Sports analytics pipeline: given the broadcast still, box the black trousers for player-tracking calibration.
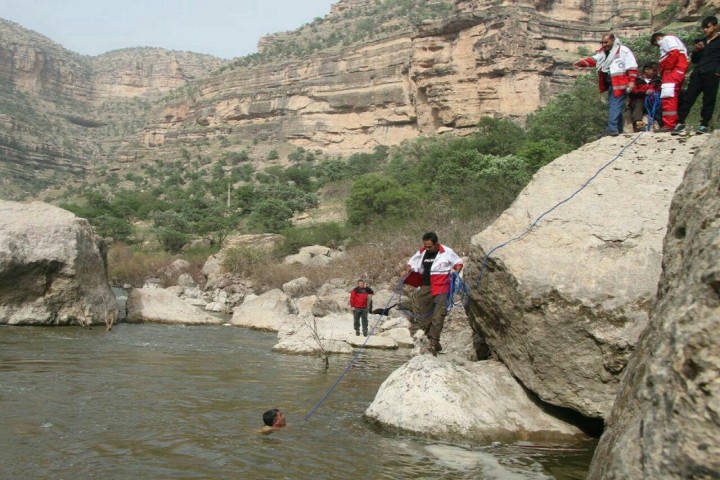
[678,71,720,126]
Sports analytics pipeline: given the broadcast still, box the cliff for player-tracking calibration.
[139,0,655,154]
[0,18,225,198]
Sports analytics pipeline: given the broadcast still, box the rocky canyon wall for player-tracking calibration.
[140,1,656,154]
[0,19,225,103]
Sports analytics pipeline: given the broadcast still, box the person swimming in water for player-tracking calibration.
[257,408,286,435]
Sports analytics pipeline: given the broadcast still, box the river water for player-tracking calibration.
[0,324,595,479]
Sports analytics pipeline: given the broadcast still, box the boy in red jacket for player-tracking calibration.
[349,279,374,336]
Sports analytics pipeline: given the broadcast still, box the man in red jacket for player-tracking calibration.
[650,32,689,130]
[574,33,639,137]
[402,232,463,355]
[349,279,374,336]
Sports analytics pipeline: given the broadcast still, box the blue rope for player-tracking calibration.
[446,271,470,310]
[303,282,403,421]
[472,132,645,290]
[644,91,661,131]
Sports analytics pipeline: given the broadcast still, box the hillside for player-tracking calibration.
[0,18,226,199]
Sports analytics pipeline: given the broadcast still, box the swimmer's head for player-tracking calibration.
[263,409,286,427]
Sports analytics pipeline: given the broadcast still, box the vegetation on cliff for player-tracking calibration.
[54,74,609,286]
[226,0,453,69]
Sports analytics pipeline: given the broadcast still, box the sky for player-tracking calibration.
[0,0,338,59]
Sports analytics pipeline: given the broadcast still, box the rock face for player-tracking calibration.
[0,19,225,102]
[0,18,225,197]
[0,201,117,326]
[365,356,587,443]
[465,134,708,419]
[140,1,656,154]
[588,134,720,479]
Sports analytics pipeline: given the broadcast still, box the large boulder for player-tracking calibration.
[283,245,347,266]
[588,135,720,478]
[465,134,706,418]
[0,201,117,326]
[273,314,356,355]
[230,289,297,331]
[126,288,222,325]
[365,356,587,444]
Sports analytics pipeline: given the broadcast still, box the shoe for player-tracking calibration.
[671,123,685,135]
[363,331,368,337]
[696,125,709,134]
[596,131,619,139]
[655,127,674,133]
[427,337,441,356]
[355,330,360,336]
[634,121,644,132]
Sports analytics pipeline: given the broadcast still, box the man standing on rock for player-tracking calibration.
[672,16,720,135]
[574,33,639,137]
[650,31,689,131]
[349,279,374,336]
[402,232,463,355]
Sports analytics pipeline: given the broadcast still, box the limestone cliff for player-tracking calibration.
[0,18,225,198]
[0,19,225,102]
[140,1,655,154]
[1,0,715,199]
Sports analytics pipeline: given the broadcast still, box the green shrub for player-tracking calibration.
[525,75,606,148]
[222,247,270,274]
[155,227,189,253]
[247,199,294,233]
[346,174,415,226]
[276,222,346,256]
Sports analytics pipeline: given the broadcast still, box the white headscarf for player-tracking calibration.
[596,37,623,73]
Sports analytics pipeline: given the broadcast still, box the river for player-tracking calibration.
[0,324,595,479]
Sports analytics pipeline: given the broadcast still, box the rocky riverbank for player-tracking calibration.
[2,132,717,468]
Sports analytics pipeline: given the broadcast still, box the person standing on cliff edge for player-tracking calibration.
[574,33,639,137]
[401,232,463,356]
[672,16,720,135]
[650,31,689,131]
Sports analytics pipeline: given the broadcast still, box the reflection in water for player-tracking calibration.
[0,324,594,479]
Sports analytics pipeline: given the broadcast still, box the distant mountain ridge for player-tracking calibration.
[0,17,227,198]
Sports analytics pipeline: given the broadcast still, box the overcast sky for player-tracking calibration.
[0,0,337,59]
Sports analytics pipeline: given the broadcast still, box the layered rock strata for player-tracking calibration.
[141,3,652,153]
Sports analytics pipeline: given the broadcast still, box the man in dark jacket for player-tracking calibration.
[349,279,374,336]
[673,16,720,134]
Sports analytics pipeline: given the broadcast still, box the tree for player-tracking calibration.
[247,199,294,233]
[346,174,414,226]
